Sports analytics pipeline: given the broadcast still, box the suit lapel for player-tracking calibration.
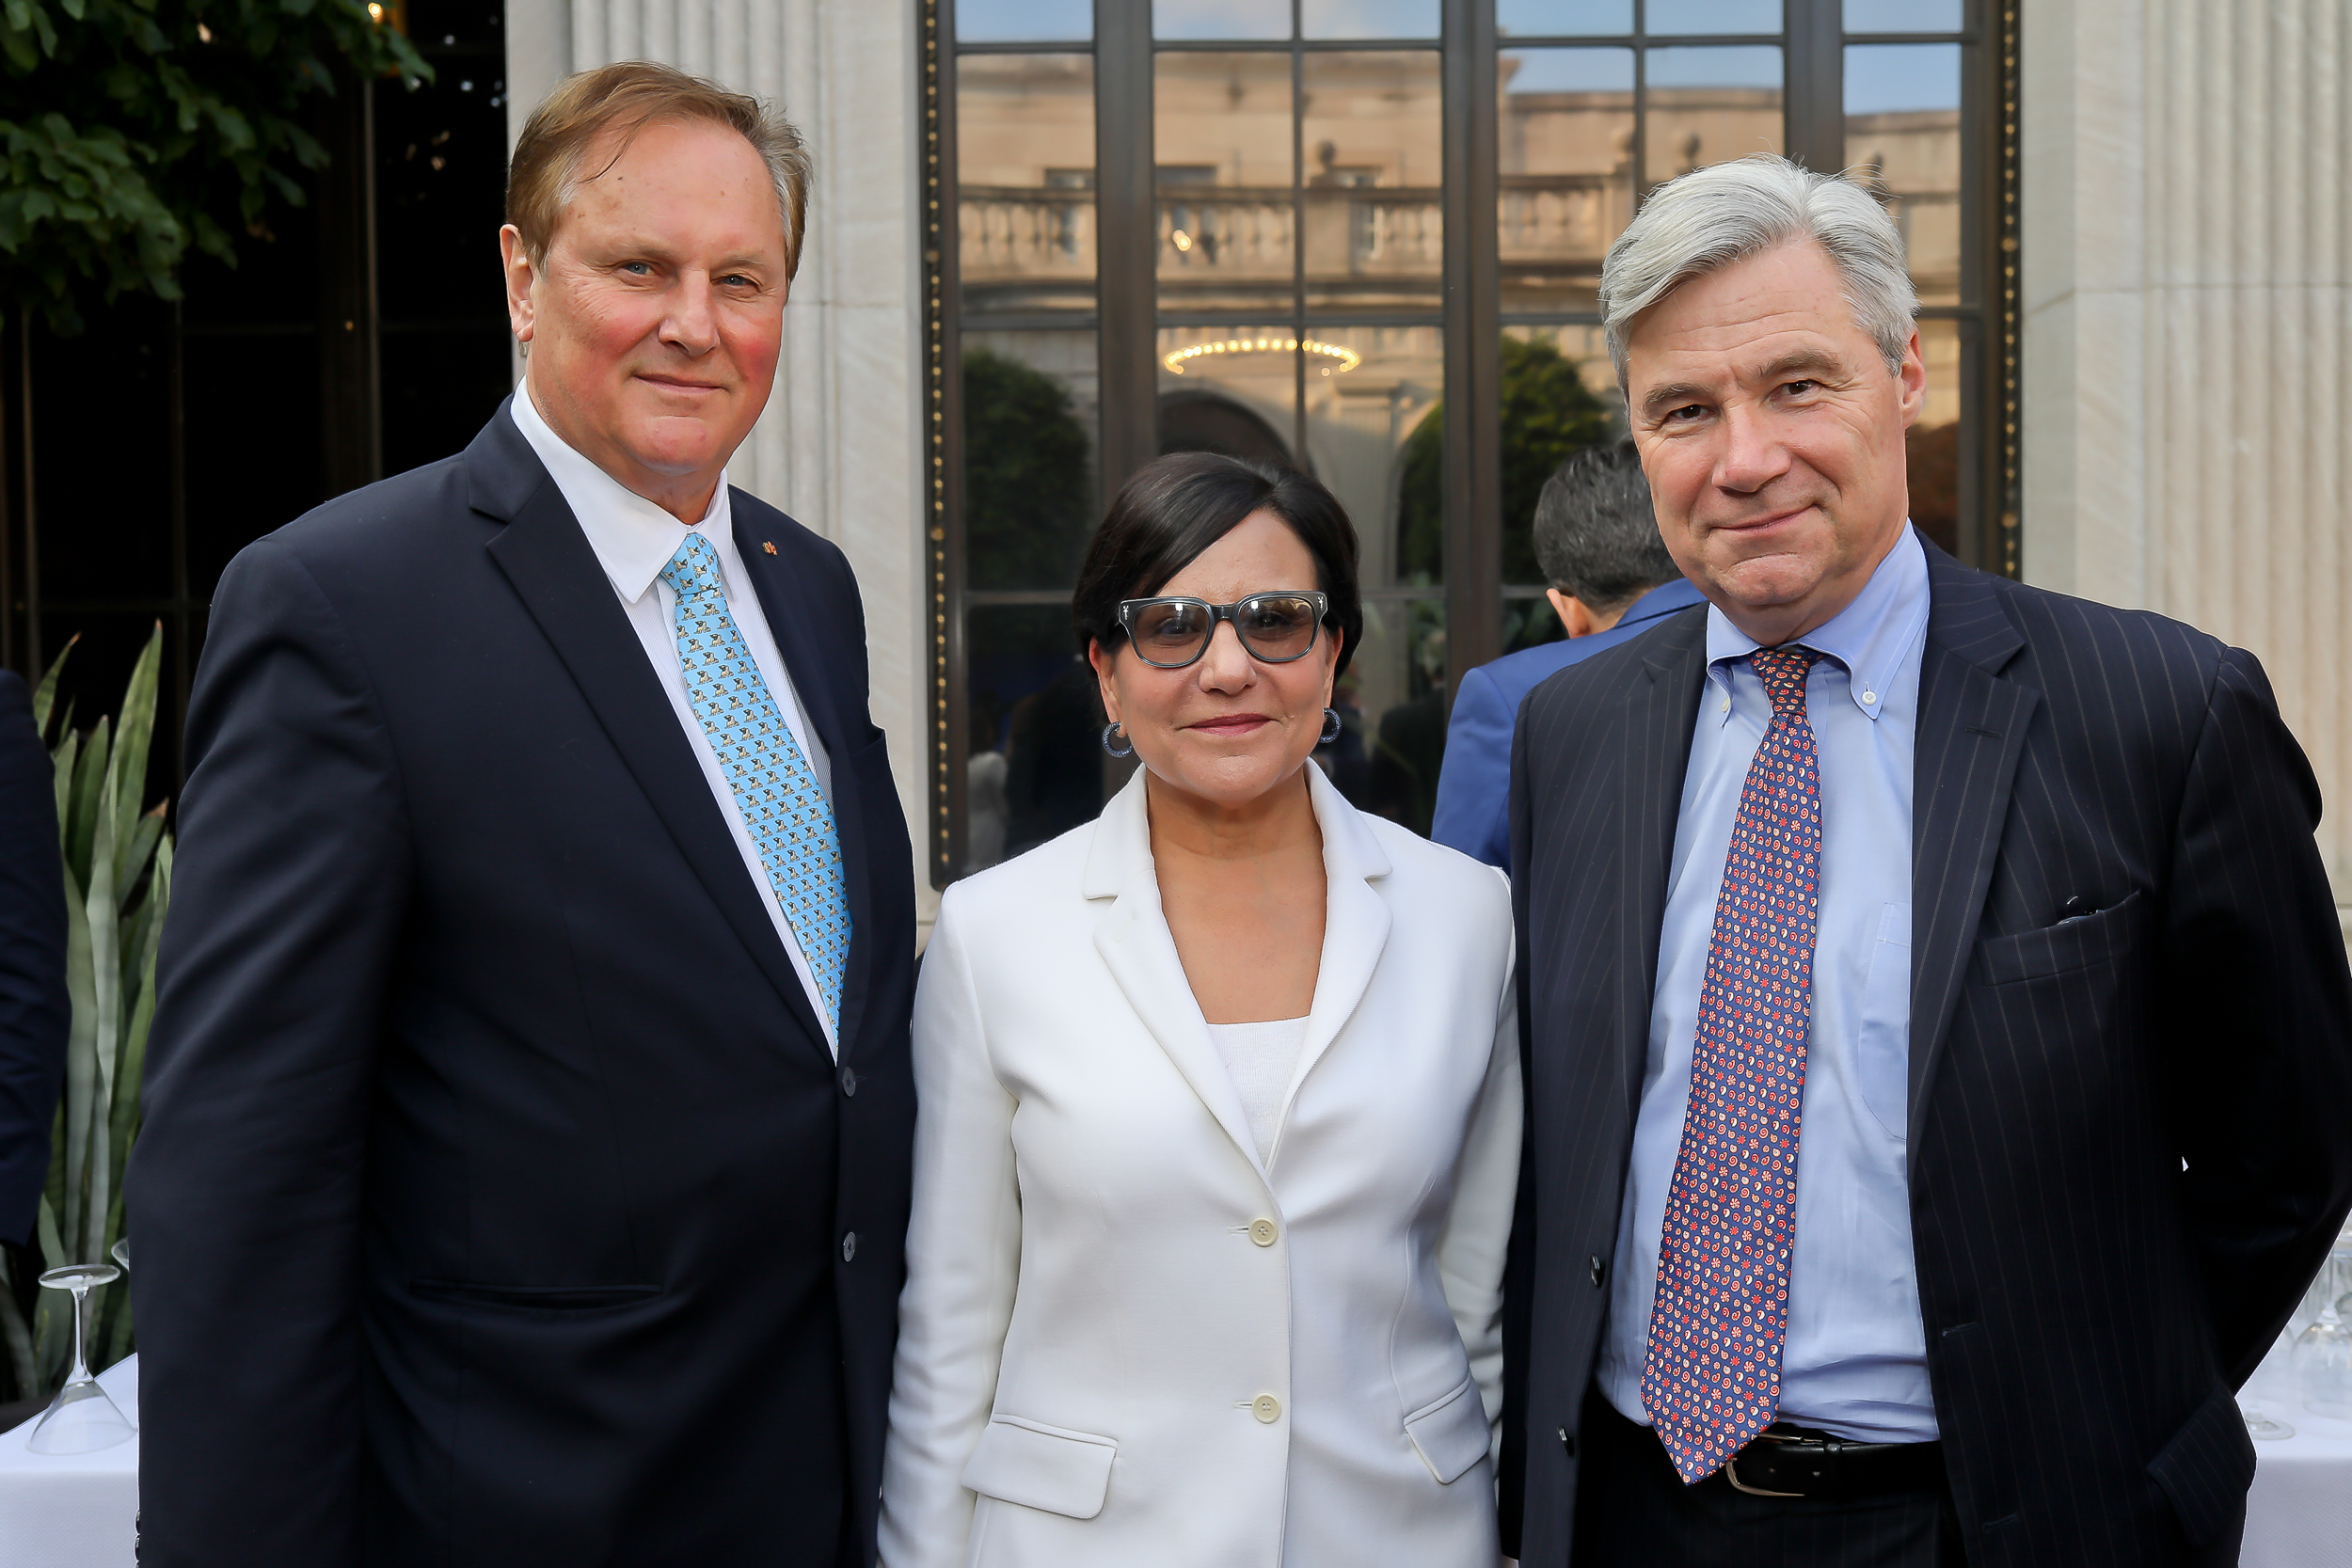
[1084,773,1271,1180]
[1267,767,1392,1164]
[474,429,832,1059]
[1618,610,1711,1118]
[1907,553,2036,1148]
[729,505,879,1064]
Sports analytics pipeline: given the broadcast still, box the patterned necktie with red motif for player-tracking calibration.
[1641,644,1823,1483]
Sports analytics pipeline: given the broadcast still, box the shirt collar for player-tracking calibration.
[1703,525,1931,722]
[508,385,738,606]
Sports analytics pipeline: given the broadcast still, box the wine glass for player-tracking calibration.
[25,1261,135,1453]
[110,1237,128,1273]
[2292,1245,2352,1420]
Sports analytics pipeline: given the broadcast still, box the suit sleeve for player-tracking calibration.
[1498,686,1542,1558]
[877,890,1023,1568]
[0,670,66,1247]
[1435,866,1523,1458]
[1431,666,1515,870]
[2155,645,2352,1386]
[128,537,414,1568]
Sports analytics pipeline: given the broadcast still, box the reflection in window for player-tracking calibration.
[1301,0,1440,39]
[1646,0,1783,34]
[955,0,1090,43]
[1301,51,1444,314]
[1845,42,1962,305]
[963,340,1097,590]
[1153,0,1288,41]
[928,0,2011,885]
[1906,316,1964,557]
[1643,46,1785,186]
[1155,53,1295,317]
[1497,0,1634,36]
[958,53,1097,319]
[1499,48,1635,314]
[1844,0,1961,31]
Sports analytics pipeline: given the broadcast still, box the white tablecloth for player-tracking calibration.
[0,1353,2342,1566]
[0,1354,138,1568]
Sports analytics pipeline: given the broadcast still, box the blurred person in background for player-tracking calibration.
[881,452,1520,1568]
[1431,439,1701,870]
[131,63,915,1567]
[0,667,66,1260]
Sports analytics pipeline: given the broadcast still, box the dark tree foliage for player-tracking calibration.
[1395,334,1614,583]
[962,343,1093,594]
[0,0,428,330]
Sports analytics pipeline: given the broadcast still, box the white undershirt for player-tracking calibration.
[509,388,838,1055]
[1204,1017,1311,1160]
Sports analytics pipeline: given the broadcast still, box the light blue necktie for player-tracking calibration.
[660,531,851,1033]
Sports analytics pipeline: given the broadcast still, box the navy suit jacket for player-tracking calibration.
[0,668,66,1247]
[1501,542,2352,1567]
[1431,578,1706,868]
[130,404,917,1567]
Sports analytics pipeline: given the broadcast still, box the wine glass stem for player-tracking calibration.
[66,1282,91,1384]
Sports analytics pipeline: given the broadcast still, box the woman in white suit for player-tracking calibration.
[881,453,1520,1568]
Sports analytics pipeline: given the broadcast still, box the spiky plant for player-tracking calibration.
[0,625,170,1396]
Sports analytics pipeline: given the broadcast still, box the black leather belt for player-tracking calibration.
[1721,1425,1946,1500]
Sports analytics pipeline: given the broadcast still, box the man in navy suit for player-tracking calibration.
[131,64,914,1566]
[1431,440,1700,868]
[1502,154,2352,1568]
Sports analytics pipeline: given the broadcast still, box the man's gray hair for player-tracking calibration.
[1599,154,1916,388]
[1533,439,1678,612]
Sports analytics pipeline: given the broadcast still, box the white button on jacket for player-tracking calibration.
[879,765,1522,1568]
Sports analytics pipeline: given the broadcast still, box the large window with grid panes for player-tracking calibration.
[917,0,2014,886]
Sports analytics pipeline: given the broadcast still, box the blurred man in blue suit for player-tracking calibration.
[1432,440,1699,868]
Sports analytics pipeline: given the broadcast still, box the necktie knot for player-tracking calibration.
[1750,645,1820,721]
[660,532,724,602]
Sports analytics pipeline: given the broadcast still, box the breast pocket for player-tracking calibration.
[1855,902,1911,1140]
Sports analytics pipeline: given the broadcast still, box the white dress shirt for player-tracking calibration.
[509,389,837,1054]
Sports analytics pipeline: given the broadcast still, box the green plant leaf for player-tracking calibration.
[64,713,106,892]
[107,624,160,888]
[29,633,71,740]
[54,852,93,1256]
[79,757,119,1265]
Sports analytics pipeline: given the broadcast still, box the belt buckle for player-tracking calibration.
[1722,1449,1805,1498]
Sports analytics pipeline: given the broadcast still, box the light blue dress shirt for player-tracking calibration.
[1598,527,1938,1445]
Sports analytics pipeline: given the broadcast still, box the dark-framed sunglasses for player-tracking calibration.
[1114,591,1330,670]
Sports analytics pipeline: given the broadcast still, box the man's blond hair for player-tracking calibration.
[507,61,811,277]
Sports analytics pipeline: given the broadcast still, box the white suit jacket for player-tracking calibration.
[880,764,1521,1568]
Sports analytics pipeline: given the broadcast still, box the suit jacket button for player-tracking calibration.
[1248,1218,1279,1246]
[1559,1426,1578,1457]
[839,1066,859,1097]
[1589,1254,1607,1288]
[1252,1394,1281,1423]
[841,1231,857,1262]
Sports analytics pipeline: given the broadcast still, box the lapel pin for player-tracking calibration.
[762,541,778,555]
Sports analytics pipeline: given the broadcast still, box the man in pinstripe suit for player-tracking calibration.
[1500,154,2352,1568]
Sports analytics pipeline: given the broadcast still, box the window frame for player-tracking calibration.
[918,0,2020,888]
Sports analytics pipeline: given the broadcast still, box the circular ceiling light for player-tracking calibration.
[1163,336,1362,378]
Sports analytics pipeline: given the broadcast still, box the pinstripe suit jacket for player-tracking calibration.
[1500,540,2352,1568]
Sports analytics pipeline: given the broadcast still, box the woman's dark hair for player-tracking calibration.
[1073,451,1362,680]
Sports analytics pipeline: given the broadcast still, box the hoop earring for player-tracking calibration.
[1320,707,1343,745]
[1101,721,1135,758]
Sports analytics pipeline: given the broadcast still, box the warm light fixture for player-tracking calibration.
[1164,336,1361,377]
[367,1,384,17]
[1170,230,1194,253]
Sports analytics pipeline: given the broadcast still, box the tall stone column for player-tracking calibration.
[503,0,935,922]
[2022,0,2351,920]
